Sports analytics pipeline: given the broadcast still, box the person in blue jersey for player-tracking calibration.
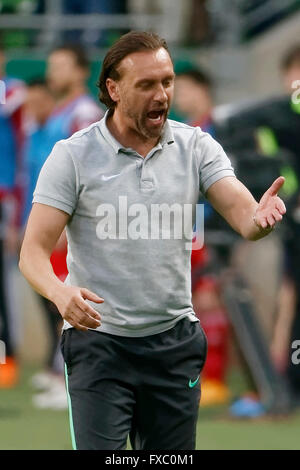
[46,44,103,140]
[23,78,68,407]
[23,79,57,224]
[0,45,26,388]
[23,46,103,409]
[0,52,26,195]
[24,44,104,221]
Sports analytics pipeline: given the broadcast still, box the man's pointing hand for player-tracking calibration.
[54,286,103,331]
[254,176,286,230]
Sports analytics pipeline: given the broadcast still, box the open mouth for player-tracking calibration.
[146,110,165,124]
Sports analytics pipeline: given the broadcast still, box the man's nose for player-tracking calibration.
[153,84,168,103]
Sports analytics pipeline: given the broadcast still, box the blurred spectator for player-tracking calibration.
[174,68,215,134]
[192,275,230,406]
[269,44,300,400]
[22,79,56,223]
[252,44,300,177]
[281,43,300,94]
[174,67,216,226]
[22,78,65,403]
[0,44,26,388]
[23,45,103,409]
[211,43,300,415]
[46,44,103,135]
[175,67,231,405]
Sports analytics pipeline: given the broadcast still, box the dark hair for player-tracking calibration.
[281,44,300,71]
[176,68,212,90]
[97,31,171,109]
[50,44,89,70]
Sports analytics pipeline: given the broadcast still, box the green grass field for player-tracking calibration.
[1,365,300,450]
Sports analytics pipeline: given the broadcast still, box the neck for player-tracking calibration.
[106,109,160,158]
[39,104,56,126]
[56,84,86,107]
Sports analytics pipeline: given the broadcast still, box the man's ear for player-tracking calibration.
[106,78,120,105]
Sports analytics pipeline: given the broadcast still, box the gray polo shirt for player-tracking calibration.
[33,111,235,337]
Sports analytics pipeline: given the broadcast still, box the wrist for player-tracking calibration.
[47,280,66,305]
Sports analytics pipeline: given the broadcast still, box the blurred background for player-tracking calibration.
[1,0,300,450]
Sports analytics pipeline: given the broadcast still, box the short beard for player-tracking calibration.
[122,100,166,140]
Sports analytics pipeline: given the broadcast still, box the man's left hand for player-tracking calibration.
[254,176,286,230]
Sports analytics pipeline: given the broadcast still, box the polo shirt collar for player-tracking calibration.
[99,110,125,153]
[99,109,174,155]
[160,119,174,147]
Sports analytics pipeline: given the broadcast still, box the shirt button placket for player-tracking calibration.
[136,159,143,179]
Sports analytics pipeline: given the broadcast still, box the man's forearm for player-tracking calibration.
[19,245,103,331]
[207,177,283,242]
[215,198,273,241]
[19,246,65,303]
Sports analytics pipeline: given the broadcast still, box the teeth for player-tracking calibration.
[148,114,162,121]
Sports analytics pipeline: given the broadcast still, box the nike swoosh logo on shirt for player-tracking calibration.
[189,375,200,388]
[101,174,120,181]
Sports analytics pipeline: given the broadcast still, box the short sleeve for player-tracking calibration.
[195,130,235,195]
[33,140,78,215]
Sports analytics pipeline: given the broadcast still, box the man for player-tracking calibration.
[174,67,215,134]
[46,44,103,139]
[0,45,26,388]
[281,43,300,107]
[19,31,286,450]
[267,44,300,398]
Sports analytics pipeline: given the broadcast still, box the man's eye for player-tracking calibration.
[139,82,151,89]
